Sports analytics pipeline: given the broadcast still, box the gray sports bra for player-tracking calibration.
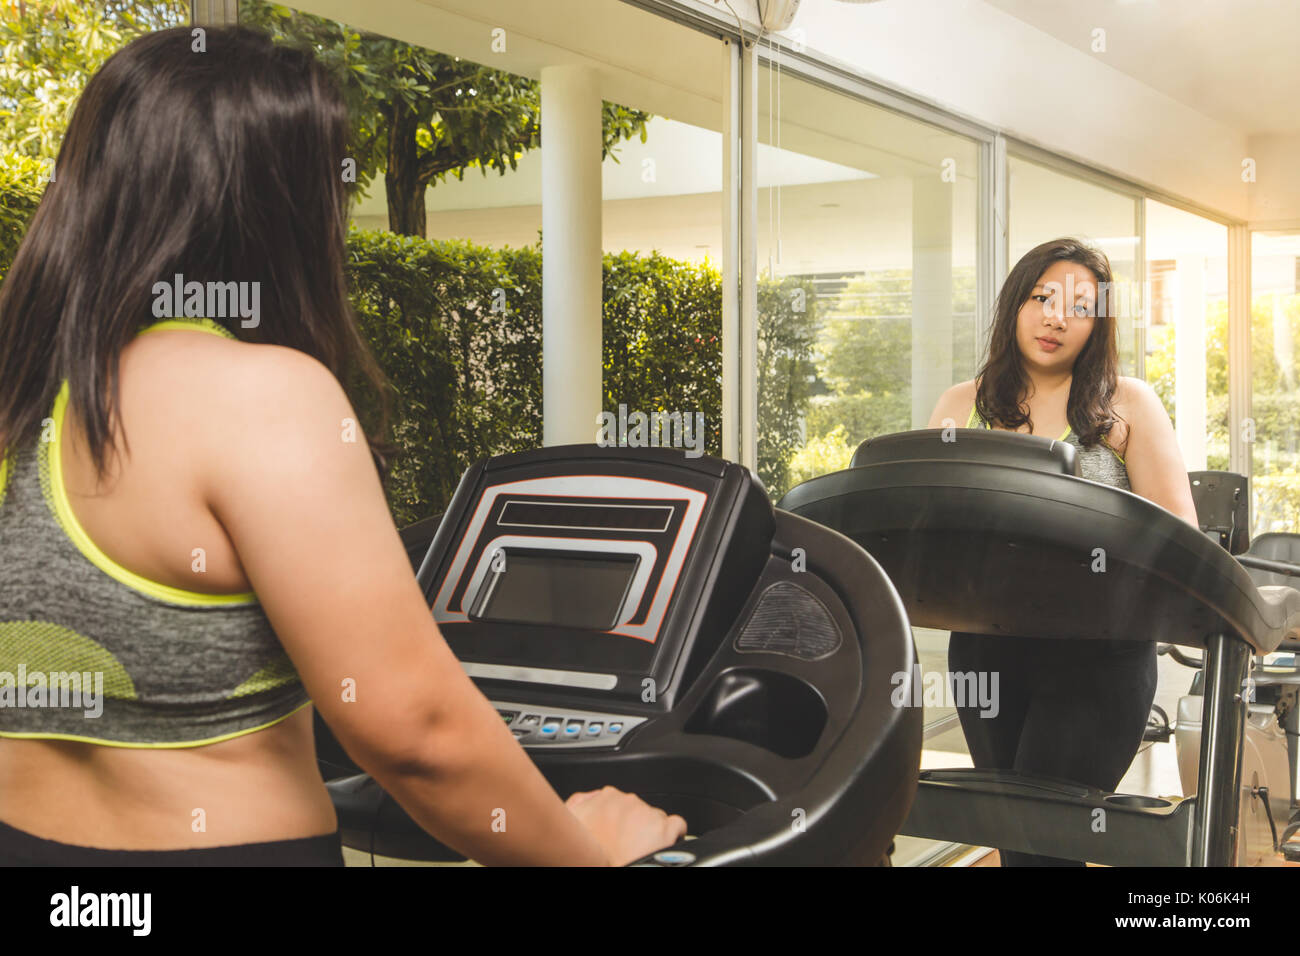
[0,318,308,748]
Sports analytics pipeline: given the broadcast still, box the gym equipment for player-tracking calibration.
[324,444,922,866]
[778,428,1300,866]
[1169,471,1300,863]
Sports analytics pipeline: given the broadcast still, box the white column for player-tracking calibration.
[911,175,954,427]
[721,38,741,462]
[1175,257,1208,470]
[739,40,759,470]
[541,65,602,446]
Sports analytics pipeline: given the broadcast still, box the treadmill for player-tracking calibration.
[326,444,922,866]
[778,427,1300,866]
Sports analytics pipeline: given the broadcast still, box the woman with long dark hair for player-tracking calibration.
[927,237,1199,866]
[0,26,684,865]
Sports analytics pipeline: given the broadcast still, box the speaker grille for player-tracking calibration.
[734,581,842,661]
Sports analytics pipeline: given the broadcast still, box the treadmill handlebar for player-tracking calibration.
[1238,553,1300,579]
[779,429,1300,656]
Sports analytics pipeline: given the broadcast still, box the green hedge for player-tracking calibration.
[0,153,46,278]
[346,230,545,526]
[347,230,814,523]
[348,232,729,525]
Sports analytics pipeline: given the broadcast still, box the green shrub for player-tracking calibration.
[348,232,800,524]
[0,152,47,280]
[346,229,544,526]
[603,250,723,460]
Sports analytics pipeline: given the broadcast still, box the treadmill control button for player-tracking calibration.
[512,729,529,739]
[518,715,541,731]
[539,718,562,738]
[653,850,695,866]
[608,722,624,734]
[499,711,518,725]
[564,720,583,737]
[586,722,603,737]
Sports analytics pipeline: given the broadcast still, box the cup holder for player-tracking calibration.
[685,668,827,759]
[1104,794,1172,809]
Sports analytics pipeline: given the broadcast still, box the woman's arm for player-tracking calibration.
[199,345,682,865]
[1116,378,1199,527]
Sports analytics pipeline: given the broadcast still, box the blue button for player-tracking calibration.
[586,722,603,737]
[539,719,561,738]
[653,850,695,866]
[608,722,623,734]
[564,720,583,736]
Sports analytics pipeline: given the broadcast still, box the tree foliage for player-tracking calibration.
[0,0,188,160]
[240,0,652,235]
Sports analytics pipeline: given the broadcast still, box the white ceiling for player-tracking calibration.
[982,0,1300,135]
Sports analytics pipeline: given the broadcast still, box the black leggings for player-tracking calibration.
[0,818,345,866]
[947,631,1158,867]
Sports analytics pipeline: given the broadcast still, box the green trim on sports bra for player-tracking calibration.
[138,317,236,339]
[43,317,256,607]
[0,700,313,750]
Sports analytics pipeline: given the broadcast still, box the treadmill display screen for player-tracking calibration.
[471,551,640,631]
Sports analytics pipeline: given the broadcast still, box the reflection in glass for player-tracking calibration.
[1251,231,1300,535]
[756,65,980,501]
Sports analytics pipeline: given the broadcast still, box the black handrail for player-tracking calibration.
[1239,554,1300,579]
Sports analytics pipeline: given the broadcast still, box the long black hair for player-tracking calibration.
[974,236,1120,447]
[0,25,389,475]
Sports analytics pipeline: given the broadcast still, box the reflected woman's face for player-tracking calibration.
[1015,259,1099,374]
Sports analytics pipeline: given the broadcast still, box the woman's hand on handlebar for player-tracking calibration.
[566,787,688,866]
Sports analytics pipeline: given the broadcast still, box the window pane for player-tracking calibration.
[756,65,981,503]
[1143,200,1228,471]
[601,113,723,458]
[1251,231,1300,534]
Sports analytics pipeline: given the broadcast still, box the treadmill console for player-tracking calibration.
[417,445,773,749]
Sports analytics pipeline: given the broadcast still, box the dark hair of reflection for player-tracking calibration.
[975,236,1120,447]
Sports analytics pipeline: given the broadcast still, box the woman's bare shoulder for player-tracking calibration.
[120,329,356,482]
[1110,376,1165,456]
[947,379,978,409]
[927,379,978,428]
[1113,376,1165,416]
[124,329,343,415]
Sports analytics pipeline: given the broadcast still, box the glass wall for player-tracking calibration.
[1143,200,1228,470]
[751,67,983,862]
[755,64,981,502]
[1251,230,1300,535]
[1008,156,1142,375]
[599,115,724,458]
